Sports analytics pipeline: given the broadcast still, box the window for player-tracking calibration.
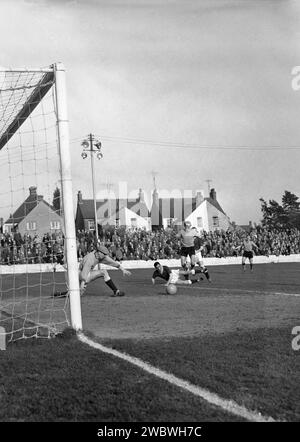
[197,217,203,228]
[130,218,137,228]
[212,216,219,227]
[50,221,60,230]
[166,218,174,228]
[88,220,95,231]
[26,221,36,231]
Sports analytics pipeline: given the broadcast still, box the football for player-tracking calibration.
[166,284,177,295]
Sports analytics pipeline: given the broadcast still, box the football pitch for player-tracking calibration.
[0,262,299,422]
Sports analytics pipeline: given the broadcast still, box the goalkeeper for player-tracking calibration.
[79,245,131,297]
[55,244,131,298]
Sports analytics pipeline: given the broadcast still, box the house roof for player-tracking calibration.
[5,191,54,225]
[151,197,197,220]
[151,196,227,222]
[77,198,150,220]
[236,224,252,233]
[205,197,226,215]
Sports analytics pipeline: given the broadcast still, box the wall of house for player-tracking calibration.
[18,202,64,236]
[123,208,151,230]
[206,202,231,231]
[185,201,231,232]
[185,201,209,231]
[83,219,95,232]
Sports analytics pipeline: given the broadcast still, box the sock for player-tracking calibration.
[203,268,210,280]
[105,279,118,293]
[182,264,189,279]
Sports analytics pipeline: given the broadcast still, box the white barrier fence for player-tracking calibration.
[0,254,299,274]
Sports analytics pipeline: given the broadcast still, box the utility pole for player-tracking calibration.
[81,133,103,243]
[151,170,158,190]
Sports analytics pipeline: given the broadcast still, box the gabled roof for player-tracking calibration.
[151,196,227,222]
[77,198,150,219]
[205,197,226,215]
[5,191,54,225]
[236,224,252,233]
[151,197,197,220]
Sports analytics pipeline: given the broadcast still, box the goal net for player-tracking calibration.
[0,64,81,345]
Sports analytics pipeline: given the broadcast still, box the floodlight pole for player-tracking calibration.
[81,133,103,243]
[89,133,98,242]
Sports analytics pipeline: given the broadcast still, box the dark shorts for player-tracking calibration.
[180,246,195,257]
[243,251,253,259]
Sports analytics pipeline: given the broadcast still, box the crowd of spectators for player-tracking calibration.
[78,225,300,261]
[0,231,64,265]
[1,225,300,265]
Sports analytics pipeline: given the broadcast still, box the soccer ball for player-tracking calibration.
[166,284,177,295]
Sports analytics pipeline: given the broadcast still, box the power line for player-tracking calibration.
[92,134,300,151]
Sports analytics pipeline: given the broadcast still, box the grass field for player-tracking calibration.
[0,262,299,422]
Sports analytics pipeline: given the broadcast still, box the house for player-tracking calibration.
[151,188,232,232]
[3,186,64,236]
[75,188,151,232]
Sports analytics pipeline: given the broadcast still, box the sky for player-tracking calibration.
[1,0,300,225]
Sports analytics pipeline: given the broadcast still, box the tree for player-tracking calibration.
[53,187,61,215]
[259,198,287,229]
[282,190,300,211]
[260,190,300,229]
[282,191,300,228]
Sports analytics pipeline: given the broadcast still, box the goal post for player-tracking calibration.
[0,63,82,343]
[54,63,82,331]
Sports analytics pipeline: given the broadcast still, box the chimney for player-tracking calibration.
[29,186,37,196]
[196,191,204,206]
[209,188,217,200]
[138,188,145,202]
[78,190,83,204]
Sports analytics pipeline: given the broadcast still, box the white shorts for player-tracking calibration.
[195,250,204,266]
[169,269,180,284]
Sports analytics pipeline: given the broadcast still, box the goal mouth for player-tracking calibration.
[0,64,81,346]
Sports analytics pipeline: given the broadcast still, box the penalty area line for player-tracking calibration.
[190,286,300,297]
[78,332,277,422]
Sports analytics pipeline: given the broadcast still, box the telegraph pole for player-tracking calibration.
[81,134,103,242]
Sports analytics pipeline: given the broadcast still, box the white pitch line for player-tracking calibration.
[190,286,300,297]
[78,332,277,422]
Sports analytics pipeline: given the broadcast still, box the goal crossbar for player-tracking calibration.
[0,70,55,151]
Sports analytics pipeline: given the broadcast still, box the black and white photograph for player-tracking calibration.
[0,0,299,432]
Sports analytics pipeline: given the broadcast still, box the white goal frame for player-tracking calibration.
[0,62,82,332]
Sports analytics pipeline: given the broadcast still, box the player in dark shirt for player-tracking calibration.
[152,261,201,286]
[193,232,211,282]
